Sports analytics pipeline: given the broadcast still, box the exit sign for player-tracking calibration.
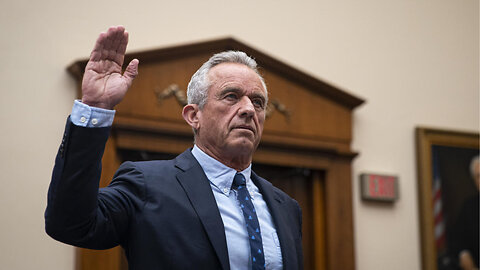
[360,173,398,202]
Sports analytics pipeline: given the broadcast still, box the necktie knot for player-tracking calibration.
[233,173,247,189]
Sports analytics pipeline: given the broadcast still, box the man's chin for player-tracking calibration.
[227,139,258,154]
[231,128,255,137]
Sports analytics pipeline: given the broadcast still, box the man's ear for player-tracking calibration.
[182,104,200,130]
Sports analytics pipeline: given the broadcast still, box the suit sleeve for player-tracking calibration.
[45,117,145,249]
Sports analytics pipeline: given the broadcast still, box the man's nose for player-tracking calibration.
[238,96,255,118]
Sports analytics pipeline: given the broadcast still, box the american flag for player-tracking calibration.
[432,148,446,253]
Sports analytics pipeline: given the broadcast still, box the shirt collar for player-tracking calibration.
[191,145,251,196]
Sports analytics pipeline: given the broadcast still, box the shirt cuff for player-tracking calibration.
[70,100,115,127]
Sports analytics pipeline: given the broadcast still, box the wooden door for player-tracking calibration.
[252,163,327,270]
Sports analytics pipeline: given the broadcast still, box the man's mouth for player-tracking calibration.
[233,125,255,133]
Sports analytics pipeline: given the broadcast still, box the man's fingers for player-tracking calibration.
[89,26,127,65]
[116,31,129,57]
[124,59,139,87]
[108,27,122,62]
[90,32,106,61]
[108,26,126,65]
[113,31,128,66]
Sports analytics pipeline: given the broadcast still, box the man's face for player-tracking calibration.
[195,62,266,159]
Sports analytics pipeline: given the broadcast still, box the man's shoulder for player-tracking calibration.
[271,184,300,207]
[117,148,196,174]
[125,159,173,168]
[118,158,174,175]
[253,173,299,206]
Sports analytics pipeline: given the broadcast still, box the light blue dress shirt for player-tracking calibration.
[191,146,283,270]
[70,100,283,270]
[70,100,115,127]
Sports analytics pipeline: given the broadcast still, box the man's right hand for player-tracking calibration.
[81,26,139,110]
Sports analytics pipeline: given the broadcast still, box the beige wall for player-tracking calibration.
[1,0,478,269]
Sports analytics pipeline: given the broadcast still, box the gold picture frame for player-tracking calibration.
[416,127,479,270]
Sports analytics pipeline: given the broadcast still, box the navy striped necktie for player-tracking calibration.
[232,173,265,270]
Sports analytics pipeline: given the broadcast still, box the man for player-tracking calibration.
[450,156,479,270]
[45,26,303,270]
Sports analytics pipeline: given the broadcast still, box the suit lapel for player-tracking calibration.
[251,172,295,270]
[174,150,230,270]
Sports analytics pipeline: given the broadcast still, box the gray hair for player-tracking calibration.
[187,51,268,109]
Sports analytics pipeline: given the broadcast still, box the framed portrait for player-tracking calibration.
[416,127,479,270]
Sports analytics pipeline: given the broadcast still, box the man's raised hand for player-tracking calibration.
[81,26,139,110]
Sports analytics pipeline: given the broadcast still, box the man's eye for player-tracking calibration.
[253,99,264,108]
[225,93,238,100]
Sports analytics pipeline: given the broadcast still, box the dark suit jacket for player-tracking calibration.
[45,118,303,270]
